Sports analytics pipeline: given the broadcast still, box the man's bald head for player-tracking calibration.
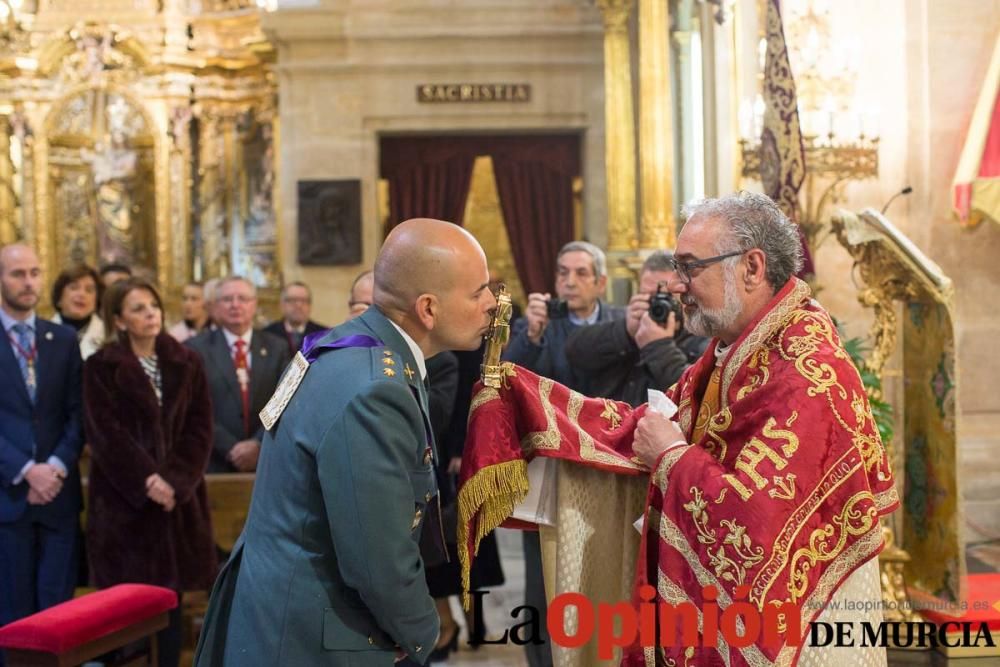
[374,218,486,311]
[373,218,495,356]
[347,270,374,320]
[0,243,36,275]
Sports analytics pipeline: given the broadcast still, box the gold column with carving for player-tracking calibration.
[0,117,13,245]
[597,0,638,251]
[0,1,278,317]
[32,107,51,283]
[152,102,172,294]
[198,112,227,279]
[638,0,675,249]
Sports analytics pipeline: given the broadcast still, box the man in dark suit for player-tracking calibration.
[263,281,326,355]
[0,244,83,645]
[195,219,497,666]
[187,276,290,473]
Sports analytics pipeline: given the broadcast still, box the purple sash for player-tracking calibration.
[301,332,382,363]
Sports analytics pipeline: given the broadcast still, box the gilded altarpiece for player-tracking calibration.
[0,2,279,307]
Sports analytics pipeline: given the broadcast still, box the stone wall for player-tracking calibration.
[914,0,1000,415]
[775,0,1000,417]
[263,0,605,324]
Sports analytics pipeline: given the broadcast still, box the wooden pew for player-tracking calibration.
[204,473,256,553]
[79,471,256,664]
[182,473,256,658]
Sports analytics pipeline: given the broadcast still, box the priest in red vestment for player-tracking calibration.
[625,191,899,666]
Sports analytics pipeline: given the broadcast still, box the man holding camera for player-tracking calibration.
[565,250,708,406]
[503,241,622,394]
[501,240,620,667]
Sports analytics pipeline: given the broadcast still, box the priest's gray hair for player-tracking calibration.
[682,191,804,290]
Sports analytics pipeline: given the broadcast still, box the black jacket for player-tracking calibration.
[502,302,623,395]
[565,318,709,406]
[186,328,291,472]
[262,320,326,356]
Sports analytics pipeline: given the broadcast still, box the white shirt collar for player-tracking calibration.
[387,320,426,380]
[222,327,253,351]
[568,302,601,326]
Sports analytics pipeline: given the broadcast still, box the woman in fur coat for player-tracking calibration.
[83,277,217,667]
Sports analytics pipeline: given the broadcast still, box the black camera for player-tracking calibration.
[546,298,569,319]
[648,283,682,327]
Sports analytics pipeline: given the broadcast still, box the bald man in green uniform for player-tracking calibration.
[194,219,497,666]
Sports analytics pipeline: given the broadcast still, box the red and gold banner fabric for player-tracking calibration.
[761,0,813,277]
[622,278,899,667]
[456,365,645,604]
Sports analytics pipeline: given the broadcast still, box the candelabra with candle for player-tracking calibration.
[739,123,878,253]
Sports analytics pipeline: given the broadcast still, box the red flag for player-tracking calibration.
[952,32,1000,228]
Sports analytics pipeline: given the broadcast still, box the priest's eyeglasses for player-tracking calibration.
[668,250,744,284]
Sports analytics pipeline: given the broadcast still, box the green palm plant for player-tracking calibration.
[841,333,895,446]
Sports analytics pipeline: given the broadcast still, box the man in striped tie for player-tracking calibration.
[0,244,84,657]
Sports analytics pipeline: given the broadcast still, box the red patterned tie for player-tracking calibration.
[233,339,251,437]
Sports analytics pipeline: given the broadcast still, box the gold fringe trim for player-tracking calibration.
[457,458,529,609]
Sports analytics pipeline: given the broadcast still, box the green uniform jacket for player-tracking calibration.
[194,307,441,666]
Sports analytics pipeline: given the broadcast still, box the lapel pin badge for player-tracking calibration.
[260,347,268,357]
[45,332,53,340]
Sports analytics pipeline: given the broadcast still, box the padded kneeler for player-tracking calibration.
[0,584,177,667]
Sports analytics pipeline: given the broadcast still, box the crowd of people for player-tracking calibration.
[1,191,891,667]
[0,256,306,666]
[0,245,524,665]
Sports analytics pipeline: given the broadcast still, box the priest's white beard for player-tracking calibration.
[683,263,742,338]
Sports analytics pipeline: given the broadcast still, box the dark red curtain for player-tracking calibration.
[491,136,579,295]
[379,134,581,294]
[380,137,476,231]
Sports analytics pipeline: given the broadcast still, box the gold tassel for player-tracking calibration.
[456,458,529,609]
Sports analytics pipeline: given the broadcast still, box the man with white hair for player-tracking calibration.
[504,241,621,395]
[187,276,290,472]
[624,191,898,666]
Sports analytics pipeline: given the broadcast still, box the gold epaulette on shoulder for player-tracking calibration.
[259,351,310,431]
